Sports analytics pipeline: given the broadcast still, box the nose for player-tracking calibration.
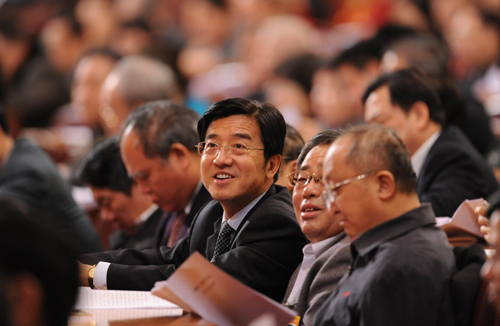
[135,179,152,195]
[302,178,322,198]
[213,146,233,167]
[100,208,115,222]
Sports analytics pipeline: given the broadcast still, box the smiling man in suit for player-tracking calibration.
[79,98,306,302]
[283,130,351,326]
[364,68,499,217]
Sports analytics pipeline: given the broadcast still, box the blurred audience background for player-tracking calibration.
[3,0,500,248]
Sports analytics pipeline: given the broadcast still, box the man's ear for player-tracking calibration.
[167,143,192,170]
[266,154,282,180]
[376,171,396,200]
[409,101,431,130]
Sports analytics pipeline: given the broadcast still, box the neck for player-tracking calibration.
[222,182,272,219]
[381,193,421,223]
[409,123,441,156]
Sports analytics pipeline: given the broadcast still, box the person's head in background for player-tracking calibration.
[78,136,154,234]
[277,124,304,193]
[264,53,323,141]
[0,197,78,326]
[120,100,201,213]
[363,68,445,156]
[40,11,87,77]
[289,129,343,243]
[99,55,182,135]
[244,14,316,95]
[381,34,467,131]
[265,53,322,122]
[310,25,415,129]
[71,48,121,131]
[445,5,500,75]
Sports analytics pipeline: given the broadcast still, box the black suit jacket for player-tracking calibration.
[80,185,307,301]
[418,126,499,217]
[109,207,163,250]
[0,139,102,253]
[153,185,212,248]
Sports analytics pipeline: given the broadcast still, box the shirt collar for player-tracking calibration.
[136,204,159,224]
[352,204,436,257]
[184,181,203,215]
[411,130,440,177]
[222,187,269,231]
[303,231,347,257]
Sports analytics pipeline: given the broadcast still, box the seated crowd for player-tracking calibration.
[5,1,500,325]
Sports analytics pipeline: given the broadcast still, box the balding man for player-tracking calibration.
[99,55,182,135]
[315,124,455,326]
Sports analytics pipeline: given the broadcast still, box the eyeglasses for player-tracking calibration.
[288,170,323,187]
[195,141,264,156]
[322,171,377,210]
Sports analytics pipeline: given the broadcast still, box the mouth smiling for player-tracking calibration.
[214,172,235,180]
[300,203,323,219]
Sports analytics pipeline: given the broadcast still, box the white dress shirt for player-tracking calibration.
[411,130,440,177]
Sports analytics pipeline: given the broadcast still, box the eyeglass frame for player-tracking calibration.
[322,171,378,210]
[287,170,323,187]
[195,141,264,156]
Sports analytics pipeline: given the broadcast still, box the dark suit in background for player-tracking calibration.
[0,139,102,253]
[418,126,499,217]
[80,185,306,301]
[153,185,212,248]
[283,232,351,326]
[109,207,163,250]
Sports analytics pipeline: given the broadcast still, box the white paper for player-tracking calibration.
[75,287,180,310]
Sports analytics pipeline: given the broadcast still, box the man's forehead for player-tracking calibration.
[205,115,260,140]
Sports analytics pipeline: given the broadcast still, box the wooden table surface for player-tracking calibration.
[69,311,216,326]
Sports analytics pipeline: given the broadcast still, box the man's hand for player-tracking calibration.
[475,201,491,244]
[79,262,93,287]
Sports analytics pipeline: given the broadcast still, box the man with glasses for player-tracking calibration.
[363,68,498,217]
[314,124,455,326]
[282,130,351,326]
[79,98,306,302]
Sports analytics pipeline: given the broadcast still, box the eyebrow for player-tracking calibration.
[205,133,253,141]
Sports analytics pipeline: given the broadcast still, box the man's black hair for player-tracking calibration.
[362,68,445,125]
[297,129,342,168]
[77,136,133,195]
[274,53,322,93]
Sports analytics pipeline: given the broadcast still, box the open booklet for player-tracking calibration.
[151,251,298,326]
[72,287,183,324]
[436,198,485,246]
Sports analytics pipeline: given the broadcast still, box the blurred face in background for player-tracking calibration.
[72,54,115,127]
